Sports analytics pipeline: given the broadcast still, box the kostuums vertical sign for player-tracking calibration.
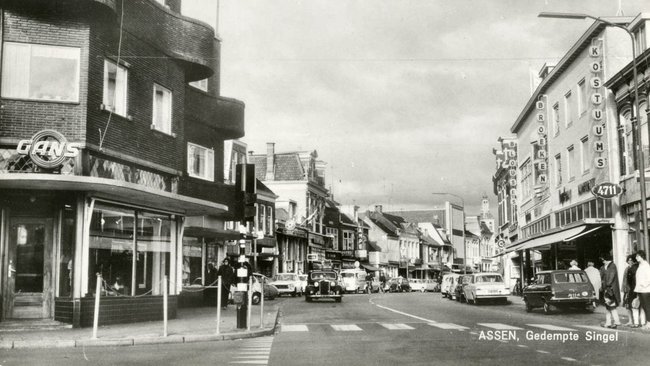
[589,39,608,184]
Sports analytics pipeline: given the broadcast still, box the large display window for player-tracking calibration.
[88,203,173,296]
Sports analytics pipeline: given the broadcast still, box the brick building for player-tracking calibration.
[0,0,244,326]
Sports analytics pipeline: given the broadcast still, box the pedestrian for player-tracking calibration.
[584,261,602,303]
[623,254,640,327]
[600,254,621,329]
[635,250,650,329]
[217,258,235,310]
[379,273,387,294]
[569,260,581,270]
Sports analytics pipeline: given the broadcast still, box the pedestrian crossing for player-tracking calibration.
[280,322,590,333]
[229,336,274,365]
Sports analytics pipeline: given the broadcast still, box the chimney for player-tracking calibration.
[374,205,383,213]
[265,142,275,181]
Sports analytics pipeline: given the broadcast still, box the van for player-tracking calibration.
[441,273,461,299]
[340,269,368,294]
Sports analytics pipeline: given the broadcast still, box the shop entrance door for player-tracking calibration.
[4,218,53,319]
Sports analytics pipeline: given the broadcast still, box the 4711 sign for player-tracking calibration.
[591,182,622,199]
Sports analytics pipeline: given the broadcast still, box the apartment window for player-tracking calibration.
[564,91,573,127]
[555,154,562,187]
[577,78,587,116]
[266,205,273,235]
[187,143,214,181]
[521,159,533,199]
[567,145,575,181]
[619,110,634,175]
[152,84,172,134]
[552,103,560,135]
[189,79,208,92]
[1,42,80,102]
[103,60,128,116]
[343,231,354,251]
[259,205,266,233]
[580,136,590,174]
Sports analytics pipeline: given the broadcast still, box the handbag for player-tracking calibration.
[632,297,641,309]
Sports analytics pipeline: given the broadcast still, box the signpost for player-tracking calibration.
[591,182,622,199]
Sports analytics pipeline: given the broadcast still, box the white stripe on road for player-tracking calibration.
[331,324,363,331]
[517,344,528,348]
[573,325,626,333]
[233,356,270,359]
[371,300,438,323]
[380,323,415,330]
[282,324,309,332]
[561,357,577,362]
[477,323,523,330]
[536,350,549,354]
[428,323,469,330]
[229,362,268,365]
[526,324,577,331]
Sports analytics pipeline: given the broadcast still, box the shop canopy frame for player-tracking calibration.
[501,224,608,255]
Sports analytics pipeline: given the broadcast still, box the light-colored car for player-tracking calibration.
[340,269,368,294]
[463,273,511,305]
[410,279,426,292]
[271,273,303,297]
[441,273,461,299]
[251,273,279,305]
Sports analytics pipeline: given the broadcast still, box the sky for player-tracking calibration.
[183,0,645,215]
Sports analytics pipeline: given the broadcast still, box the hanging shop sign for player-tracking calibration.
[534,97,549,199]
[589,40,607,174]
[591,182,623,199]
[16,129,81,169]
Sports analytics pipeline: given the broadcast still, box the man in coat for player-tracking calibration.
[600,254,621,328]
[584,261,602,302]
[217,258,235,309]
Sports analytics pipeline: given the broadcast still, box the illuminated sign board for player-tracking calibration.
[16,129,81,169]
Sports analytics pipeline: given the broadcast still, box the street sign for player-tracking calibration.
[496,239,506,248]
[591,182,622,199]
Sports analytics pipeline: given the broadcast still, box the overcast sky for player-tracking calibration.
[183,0,645,214]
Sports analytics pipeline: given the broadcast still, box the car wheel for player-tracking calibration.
[291,290,297,297]
[524,297,533,312]
[335,297,342,303]
[305,296,312,302]
[252,292,261,305]
[543,300,552,314]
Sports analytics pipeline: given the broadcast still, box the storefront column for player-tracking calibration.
[78,197,94,298]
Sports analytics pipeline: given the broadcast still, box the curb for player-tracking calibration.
[2,307,281,350]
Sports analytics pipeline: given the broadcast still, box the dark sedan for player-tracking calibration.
[523,270,597,314]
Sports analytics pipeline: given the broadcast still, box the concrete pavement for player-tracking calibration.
[0,304,280,350]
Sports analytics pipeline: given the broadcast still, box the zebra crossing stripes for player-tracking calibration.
[230,337,274,365]
[331,324,363,331]
[282,324,309,332]
[526,324,577,331]
[380,323,415,330]
[477,323,523,330]
[428,323,469,330]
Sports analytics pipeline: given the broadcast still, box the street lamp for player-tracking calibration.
[538,12,649,255]
[432,192,467,274]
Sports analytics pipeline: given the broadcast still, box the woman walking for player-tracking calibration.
[623,254,640,327]
[635,250,650,329]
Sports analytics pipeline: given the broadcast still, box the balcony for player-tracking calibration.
[185,88,245,139]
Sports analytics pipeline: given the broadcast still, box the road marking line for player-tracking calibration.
[380,323,415,330]
[573,325,627,333]
[469,332,478,335]
[428,323,469,330]
[526,324,577,331]
[240,348,270,351]
[517,344,528,348]
[371,301,438,323]
[229,362,268,365]
[477,323,523,330]
[233,356,270,359]
[331,324,363,331]
[537,350,549,354]
[561,357,577,362]
[282,324,309,332]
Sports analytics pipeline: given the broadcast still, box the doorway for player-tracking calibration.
[4,218,53,319]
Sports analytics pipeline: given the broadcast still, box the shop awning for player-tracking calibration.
[0,174,228,216]
[562,225,606,242]
[184,226,241,240]
[361,263,380,271]
[503,225,588,255]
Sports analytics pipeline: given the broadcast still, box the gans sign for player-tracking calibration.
[16,129,81,169]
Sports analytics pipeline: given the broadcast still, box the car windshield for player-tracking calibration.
[274,274,296,281]
[311,272,337,281]
[298,275,307,281]
[341,273,355,278]
[475,275,503,283]
[554,272,588,283]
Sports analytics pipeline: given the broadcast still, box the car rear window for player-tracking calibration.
[341,273,355,278]
[554,272,588,283]
[274,274,296,281]
[475,275,503,283]
[311,272,337,281]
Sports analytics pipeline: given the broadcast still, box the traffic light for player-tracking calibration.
[235,164,257,222]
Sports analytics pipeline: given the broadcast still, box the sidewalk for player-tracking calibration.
[0,304,280,349]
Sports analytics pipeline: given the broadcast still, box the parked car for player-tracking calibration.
[523,270,597,314]
[462,273,510,305]
[441,273,461,299]
[271,273,304,297]
[454,275,471,302]
[426,279,441,292]
[387,277,411,292]
[251,273,279,305]
[305,270,343,302]
[340,269,368,294]
[410,278,426,292]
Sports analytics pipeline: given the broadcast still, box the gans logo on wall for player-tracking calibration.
[16,129,81,169]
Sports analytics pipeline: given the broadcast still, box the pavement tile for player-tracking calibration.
[183,333,224,343]
[76,338,134,347]
[0,340,14,349]
[13,339,76,349]
[133,335,185,345]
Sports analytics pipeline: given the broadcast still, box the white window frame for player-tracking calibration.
[103,59,128,116]
[552,103,560,136]
[564,91,573,127]
[521,158,533,200]
[266,205,273,235]
[1,42,80,102]
[152,83,172,135]
[189,78,208,92]
[567,145,575,181]
[580,136,589,174]
[555,154,562,187]
[577,78,587,116]
[187,142,214,181]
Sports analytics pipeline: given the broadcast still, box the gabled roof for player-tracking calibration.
[386,210,445,225]
[275,208,290,222]
[365,211,400,238]
[250,153,305,181]
[340,212,357,227]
